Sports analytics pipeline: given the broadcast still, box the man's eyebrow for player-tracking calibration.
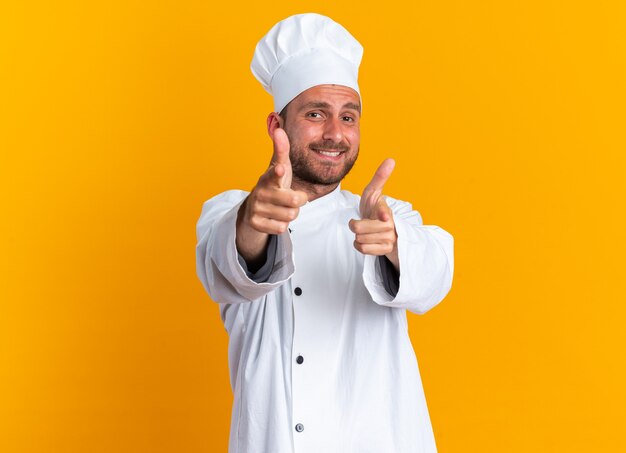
[343,102,361,113]
[299,101,361,113]
[300,101,331,110]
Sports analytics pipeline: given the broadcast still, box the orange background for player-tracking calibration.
[1,1,625,452]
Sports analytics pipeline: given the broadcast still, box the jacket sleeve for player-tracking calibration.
[195,190,295,304]
[362,196,454,314]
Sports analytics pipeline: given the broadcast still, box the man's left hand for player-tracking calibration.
[348,158,399,271]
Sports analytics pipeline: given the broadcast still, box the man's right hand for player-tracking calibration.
[236,128,308,269]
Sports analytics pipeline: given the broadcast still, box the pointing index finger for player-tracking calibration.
[364,158,395,193]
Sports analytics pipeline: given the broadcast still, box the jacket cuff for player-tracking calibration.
[237,234,278,283]
[362,216,453,313]
[378,255,400,297]
[212,200,294,300]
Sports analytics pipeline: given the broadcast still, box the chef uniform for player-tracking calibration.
[195,14,454,453]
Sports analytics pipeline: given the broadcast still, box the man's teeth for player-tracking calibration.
[318,150,341,157]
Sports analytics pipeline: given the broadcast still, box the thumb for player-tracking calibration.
[271,128,291,167]
[375,197,392,222]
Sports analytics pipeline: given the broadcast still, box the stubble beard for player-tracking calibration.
[289,139,359,186]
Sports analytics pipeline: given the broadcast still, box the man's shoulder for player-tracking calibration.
[197,190,249,221]
[202,189,250,207]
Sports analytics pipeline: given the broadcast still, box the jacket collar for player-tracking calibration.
[294,184,343,221]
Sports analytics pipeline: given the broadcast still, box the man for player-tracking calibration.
[196,13,454,453]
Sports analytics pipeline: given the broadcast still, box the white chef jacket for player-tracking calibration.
[195,185,454,453]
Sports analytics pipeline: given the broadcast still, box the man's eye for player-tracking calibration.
[342,116,355,122]
[307,112,322,118]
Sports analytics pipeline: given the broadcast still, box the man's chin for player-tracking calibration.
[291,151,358,186]
[295,175,342,186]
[294,166,355,186]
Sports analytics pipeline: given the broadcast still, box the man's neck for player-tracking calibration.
[291,177,339,202]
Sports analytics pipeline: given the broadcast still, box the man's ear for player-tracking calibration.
[267,112,283,137]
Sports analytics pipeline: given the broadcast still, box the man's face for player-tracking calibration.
[281,84,361,186]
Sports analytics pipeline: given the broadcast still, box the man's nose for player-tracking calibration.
[322,117,344,143]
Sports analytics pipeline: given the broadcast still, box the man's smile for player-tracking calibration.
[314,149,343,157]
[309,143,349,161]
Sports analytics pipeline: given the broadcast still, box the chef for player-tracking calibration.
[196,13,454,453]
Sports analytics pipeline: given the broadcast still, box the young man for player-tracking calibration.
[196,13,454,453]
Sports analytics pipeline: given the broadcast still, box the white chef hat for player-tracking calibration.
[251,13,363,114]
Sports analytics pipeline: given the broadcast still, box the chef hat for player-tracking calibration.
[251,13,363,114]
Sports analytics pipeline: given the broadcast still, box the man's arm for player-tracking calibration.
[349,159,454,314]
[195,128,306,304]
[195,191,290,304]
[236,127,307,268]
[363,196,454,314]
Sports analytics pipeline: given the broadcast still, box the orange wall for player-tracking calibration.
[1,1,625,452]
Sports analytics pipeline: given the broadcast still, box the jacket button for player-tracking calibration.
[295,423,304,433]
[294,287,302,296]
[296,355,304,364]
